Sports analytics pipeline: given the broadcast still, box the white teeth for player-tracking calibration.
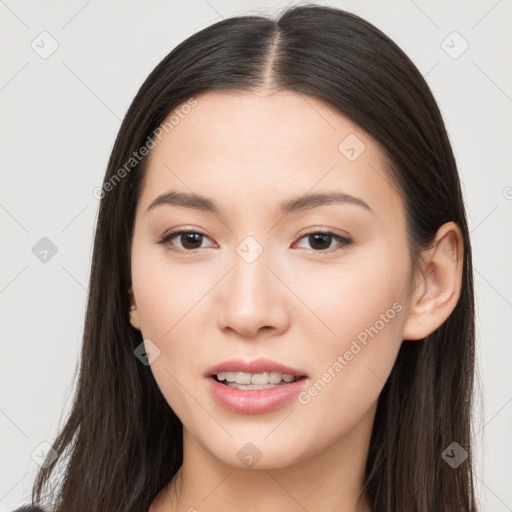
[236,372,252,385]
[215,371,297,386]
[269,372,282,384]
[251,372,270,385]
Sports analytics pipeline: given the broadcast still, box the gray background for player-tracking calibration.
[1,0,511,510]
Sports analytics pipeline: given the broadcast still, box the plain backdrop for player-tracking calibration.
[1,0,511,510]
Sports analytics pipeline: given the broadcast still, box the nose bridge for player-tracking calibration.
[219,233,286,335]
[231,234,274,301]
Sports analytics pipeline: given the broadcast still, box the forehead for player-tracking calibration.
[138,90,404,223]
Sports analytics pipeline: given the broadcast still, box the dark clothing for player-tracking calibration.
[11,507,46,512]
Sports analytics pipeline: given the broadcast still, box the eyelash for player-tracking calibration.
[156,229,352,255]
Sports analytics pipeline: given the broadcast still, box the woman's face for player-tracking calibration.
[130,90,413,469]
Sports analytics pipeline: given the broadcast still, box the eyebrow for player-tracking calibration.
[147,190,373,215]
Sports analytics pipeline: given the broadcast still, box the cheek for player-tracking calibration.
[294,301,404,445]
[130,242,211,415]
[131,233,210,338]
[291,254,406,426]
[289,247,406,349]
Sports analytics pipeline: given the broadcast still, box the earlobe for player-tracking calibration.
[128,285,141,331]
[129,305,141,330]
[401,222,464,341]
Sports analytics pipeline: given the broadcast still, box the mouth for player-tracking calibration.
[207,373,308,414]
[205,358,309,413]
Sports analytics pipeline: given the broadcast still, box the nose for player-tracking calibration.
[218,241,290,339]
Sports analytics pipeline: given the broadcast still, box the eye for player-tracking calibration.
[294,231,352,253]
[156,229,215,252]
[156,229,352,254]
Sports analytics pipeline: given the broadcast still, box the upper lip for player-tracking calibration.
[206,358,308,378]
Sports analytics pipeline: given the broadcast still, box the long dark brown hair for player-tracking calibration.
[30,4,478,511]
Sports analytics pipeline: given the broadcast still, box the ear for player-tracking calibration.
[129,284,141,331]
[402,221,464,341]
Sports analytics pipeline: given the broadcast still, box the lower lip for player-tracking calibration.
[207,376,307,414]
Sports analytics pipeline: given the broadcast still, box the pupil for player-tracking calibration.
[310,233,331,250]
[182,232,202,249]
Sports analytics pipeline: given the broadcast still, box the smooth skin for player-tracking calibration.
[128,90,464,512]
